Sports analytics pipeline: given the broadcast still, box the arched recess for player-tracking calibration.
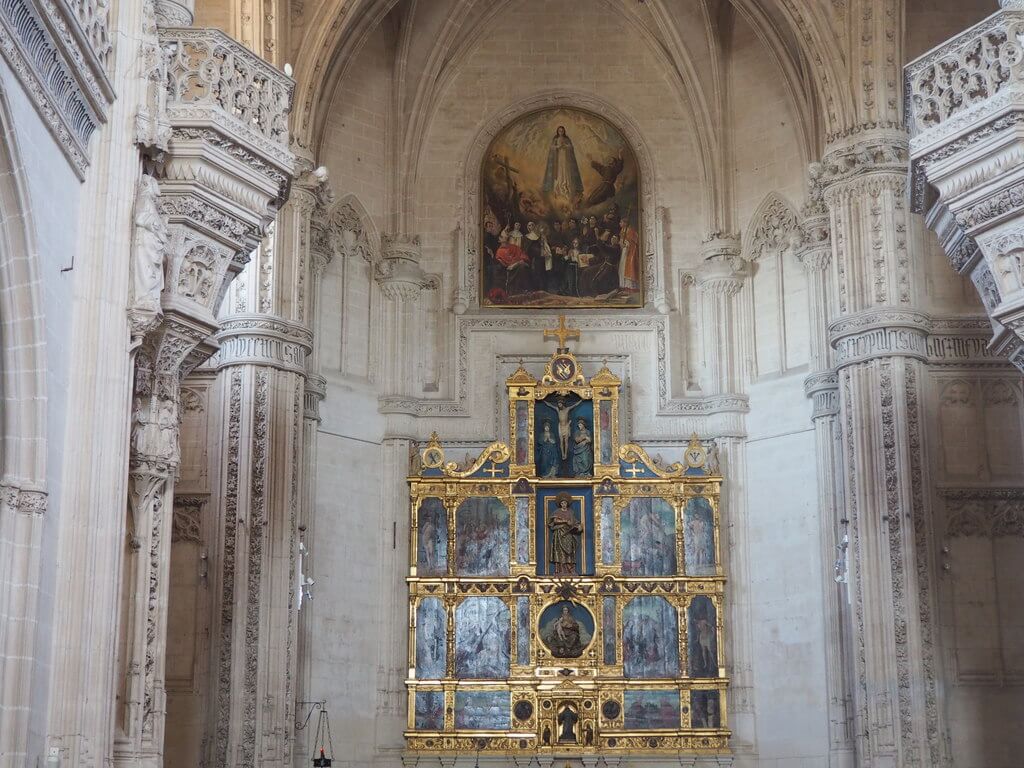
[743,191,809,378]
[320,194,381,380]
[0,86,48,764]
[453,90,671,314]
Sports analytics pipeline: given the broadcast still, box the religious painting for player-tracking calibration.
[538,600,595,659]
[535,487,595,576]
[687,596,718,678]
[455,597,510,678]
[415,691,445,730]
[599,496,615,566]
[415,597,447,679]
[623,690,680,730]
[480,107,642,309]
[417,497,448,577]
[455,497,510,576]
[598,400,614,464]
[623,596,679,679]
[514,400,530,465]
[621,497,677,576]
[454,690,511,730]
[684,497,716,576]
[535,395,594,478]
[690,690,721,729]
[514,496,530,564]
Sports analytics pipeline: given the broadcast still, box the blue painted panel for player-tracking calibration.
[623,690,680,730]
[687,595,718,678]
[414,691,444,730]
[621,497,677,576]
[417,497,447,577]
[456,497,510,576]
[455,597,510,678]
[454,691,510,730]
[415,598,447,679]
[683,497,716,576]
[622,596,679,679]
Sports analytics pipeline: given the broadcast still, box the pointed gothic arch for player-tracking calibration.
[0,84,48,766]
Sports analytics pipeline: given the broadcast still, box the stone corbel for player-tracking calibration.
[697,234,746,296]
[376,234,433,301]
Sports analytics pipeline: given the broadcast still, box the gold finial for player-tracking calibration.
[543,314,581,352]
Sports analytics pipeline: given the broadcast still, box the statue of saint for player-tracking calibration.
[570,417,593,477]
[548,493,582,575]
[536,420,559,477]
[538,394,586,461]
[557,704,579,743]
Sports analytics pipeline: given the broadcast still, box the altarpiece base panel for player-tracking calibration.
[405,320,730,759]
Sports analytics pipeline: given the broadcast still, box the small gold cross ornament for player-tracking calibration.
[543,314,581,352]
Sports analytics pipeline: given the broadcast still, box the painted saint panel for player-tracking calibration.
[684,497,716,576]
[621,497,677,576]
[455,597,510,678]
[514,400,530,464]
[623,596,679,679]
[623,690,680,730]
[456,497,510,576]
[516,596,530,666]
[690,690,722,728]
[414,691,444,730]
[538,600,594,659]
[600,496,615,566]
[603,596,616,665]
[415,598,447,680]
[417,497,448,577]
[535,395,593,478]
[599,400,613,464]
[515,496,530,564]
[480,107,643,309]
[687,595,718,678]
[454,691,511,730]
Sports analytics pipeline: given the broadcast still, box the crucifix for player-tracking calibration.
[543,315,581,353]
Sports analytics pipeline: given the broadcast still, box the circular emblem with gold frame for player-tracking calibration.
[422,446,445,469]
[551,355,577,383]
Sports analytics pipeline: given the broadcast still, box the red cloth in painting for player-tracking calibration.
[496,242,528,268]
[619,225,640,285]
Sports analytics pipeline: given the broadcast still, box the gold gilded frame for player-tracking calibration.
[406,350,729,757]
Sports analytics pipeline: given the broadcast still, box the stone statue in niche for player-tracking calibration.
[557,703,579,743]
[548,492,583,575]
[131,174,167,316]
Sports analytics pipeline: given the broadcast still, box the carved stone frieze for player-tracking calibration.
[0,0,113,177]
[829,310,931,368]
[215,316,313,374]
[172,496,206,544]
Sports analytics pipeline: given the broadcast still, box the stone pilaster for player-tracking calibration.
[822,128,943,768]
[206,168,326,768]
[795,179,855,768]
[696,234,747,397]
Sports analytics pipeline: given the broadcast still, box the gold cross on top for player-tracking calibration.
[543,315,581,352]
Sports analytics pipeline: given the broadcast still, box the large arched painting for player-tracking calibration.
[481,107,642,308]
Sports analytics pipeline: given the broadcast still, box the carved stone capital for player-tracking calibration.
[376,233,432,301]
[154,0,193,26]
[820,127,909,193]
[828,310,931,368]
[804,371,839,419]
[214,316,314,374]
[697,235,747,297]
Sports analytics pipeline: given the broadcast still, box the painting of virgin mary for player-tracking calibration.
[481,107,642,309]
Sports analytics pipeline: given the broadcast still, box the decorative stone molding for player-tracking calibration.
[304,373,326,422]
[804,372,839,419]
[0,0,114,177]
[747,194,799,259]
[697,234,746,297]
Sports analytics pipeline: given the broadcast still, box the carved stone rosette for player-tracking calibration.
[907,5,1024,372]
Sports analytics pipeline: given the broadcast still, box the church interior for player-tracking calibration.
[1,0,1023,766]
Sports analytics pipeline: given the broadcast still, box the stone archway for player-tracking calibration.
[0,86,48,766]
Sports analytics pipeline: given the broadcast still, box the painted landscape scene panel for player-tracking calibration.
[481,107,642,308]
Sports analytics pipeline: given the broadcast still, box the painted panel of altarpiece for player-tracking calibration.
[406,345,728,757]
[623,596,679,679]
[417,497,447,577]
[456,497,510,576]
[455,597,511,678]
[621,497,677,576]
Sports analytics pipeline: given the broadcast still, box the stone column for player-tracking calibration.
[821,128,943,768]
[696,236,755,759]
[795,182,855,768]
[207,169,326,768]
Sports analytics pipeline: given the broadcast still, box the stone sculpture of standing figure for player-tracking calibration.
[131,174,168,317]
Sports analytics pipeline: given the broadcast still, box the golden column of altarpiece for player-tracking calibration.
[405,318,729,759]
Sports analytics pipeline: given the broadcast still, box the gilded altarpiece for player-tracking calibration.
[406,327,729,759]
